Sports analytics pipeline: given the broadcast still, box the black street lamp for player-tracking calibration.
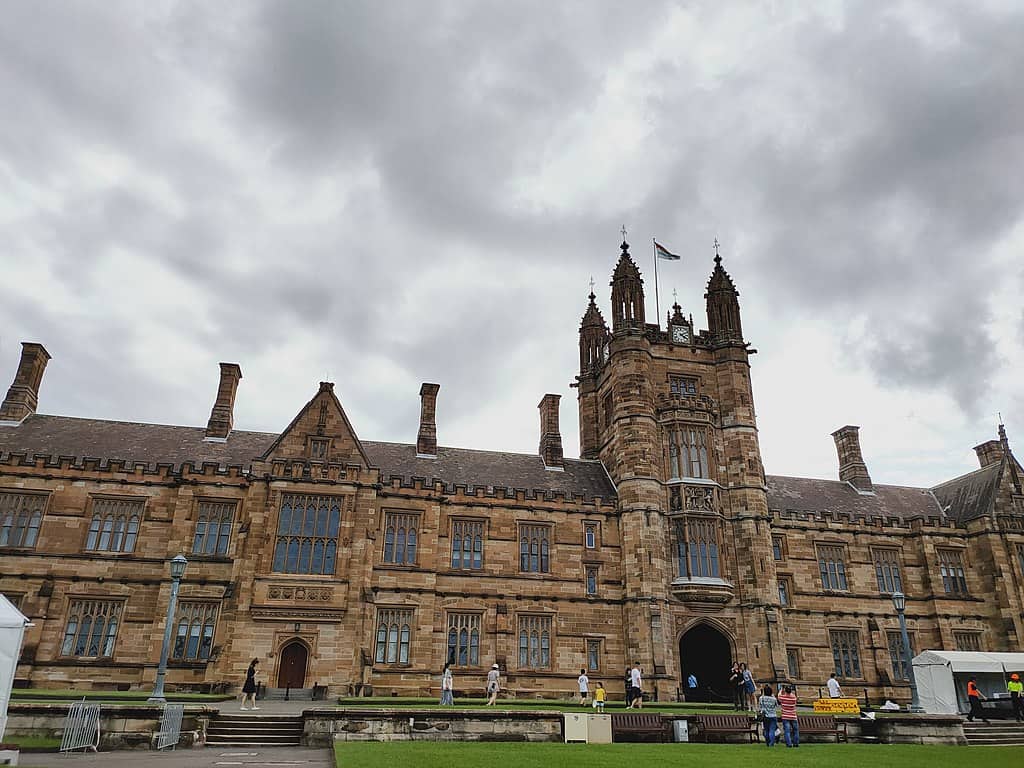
[148,555,188,703]
[891,591,922,712]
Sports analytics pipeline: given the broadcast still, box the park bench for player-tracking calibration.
[694,713,758,743]
[610,713,669,742]
[797,714,847,742]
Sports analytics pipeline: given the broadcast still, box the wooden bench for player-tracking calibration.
[798,714,847,742]
[694,713,758,743]
[610,713,669,743]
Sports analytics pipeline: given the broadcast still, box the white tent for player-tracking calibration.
[913,650,1024,715]
[0,594,29,743]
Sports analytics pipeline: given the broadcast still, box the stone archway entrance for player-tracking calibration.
[277,640,309,688]
[679,623,733,703]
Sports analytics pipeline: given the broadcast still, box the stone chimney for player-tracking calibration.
[205,363,242,441]
[974,439,1004,468]
[538,394,564,468]
[0,342,51,425]
[416,383,440,457]
[831,425,873,492]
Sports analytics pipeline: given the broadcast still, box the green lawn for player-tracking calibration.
[11,688,232,703]
[334,743,999,768]
[335,696,737,714]
[3,735,61,751]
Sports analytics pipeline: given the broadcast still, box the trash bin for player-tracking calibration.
[564,713,589,743]
[672,719,689,742]
[588,714,612,744]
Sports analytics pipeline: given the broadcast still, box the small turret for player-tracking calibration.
[611,240,645,334]
[704,248,743,344]
[579,291,609,376]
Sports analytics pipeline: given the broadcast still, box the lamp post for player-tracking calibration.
[892,591,922,712]
[148,555,188,703]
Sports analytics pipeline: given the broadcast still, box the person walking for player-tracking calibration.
[687,672,699,702]
[1009,673,1023,722]
[629,662,643,709]
[758,684,780,747]
[742,663,756,710]
[577,668,590,705]
[594,681,606,712]
[729,663,744,710]
[241,658,259,711]
[778,684,800,747]
[485,663,501,706]
[440,662,454,706]
[966,676,989,723]
[624,667,635,708]
[826,672,844,699]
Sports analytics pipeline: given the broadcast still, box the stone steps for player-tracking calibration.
[963,721,1024,746]
[261,686,317,700]
[206,714,304,748]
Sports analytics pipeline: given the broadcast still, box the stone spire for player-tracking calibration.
[704,248,743,344]
[579,290,609,376]
[610,240,645,334]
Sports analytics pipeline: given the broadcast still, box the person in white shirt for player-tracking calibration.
[629,663,643,709]
[826,672,844,698]
[440,662,454,706]
[577,669,590,705]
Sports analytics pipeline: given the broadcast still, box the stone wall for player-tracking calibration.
[303,707,563,744]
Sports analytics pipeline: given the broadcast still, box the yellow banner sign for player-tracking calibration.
[813,698,860,714]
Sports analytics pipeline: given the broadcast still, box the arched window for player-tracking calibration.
[374,608,415,664]
[519,525,551,573]
[518,614,553,669]
[85,498,143,553]
[60,599,122,658]
[171,602,219,661]
[675,517,721,579]
[382,513,420,565]
[272,494,346,575]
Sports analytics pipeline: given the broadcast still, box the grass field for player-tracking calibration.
[335,697,744,714]
[334,743,1002,768]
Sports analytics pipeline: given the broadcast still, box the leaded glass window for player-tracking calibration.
[375,608,413,664]
[192,500,235,556]
[778,578,790,606]
[674,517,720,578]
[0,491,46,549]
[84,497,142,554]
[60,599,122,658]
[887,631,914,681]
[817,545,849,591]
[519,524,551,573]
[938,549,968,595]
[383,512,419,566]
[451,519,484,570]
[517,615,552,669]
[271,494,342,575]
[172,602,218,661]
[786,647,800,679]
[772,536,784,561]
[669,376,698,396]
[585,566,598,595]
[872,548,903,594]
[587,639,601,672]
[830,630,861,678]
[667,426,710,479]
[446,613,480,667]
[584,522,597,549]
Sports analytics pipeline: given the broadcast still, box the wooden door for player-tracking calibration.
[277,641,308,688]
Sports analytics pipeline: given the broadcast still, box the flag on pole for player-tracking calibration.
[654,240,681,260]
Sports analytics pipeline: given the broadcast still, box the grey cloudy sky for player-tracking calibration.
[1,0,1022,487]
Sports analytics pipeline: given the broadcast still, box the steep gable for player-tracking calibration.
[261,382,369,467]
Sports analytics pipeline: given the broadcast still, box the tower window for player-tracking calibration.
[668,426,710,479]
[669,376,698,396]
[584,522,598,549]
[585,565,599,595]
[602,392,614,428]
[674,517,720,579]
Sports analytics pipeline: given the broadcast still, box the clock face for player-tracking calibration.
[672,324,691,343]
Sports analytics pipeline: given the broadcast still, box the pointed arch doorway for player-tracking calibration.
[679,623,733,702]
[277,640,309,688]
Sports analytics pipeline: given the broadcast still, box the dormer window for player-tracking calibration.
[309,438,330,461]
[669,376,698,396]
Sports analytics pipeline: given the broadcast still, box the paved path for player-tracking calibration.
[19,746,333,768]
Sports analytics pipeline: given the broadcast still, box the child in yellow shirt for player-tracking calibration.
[594,682,606,712]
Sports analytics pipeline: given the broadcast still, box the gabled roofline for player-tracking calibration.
[260,383,370,467]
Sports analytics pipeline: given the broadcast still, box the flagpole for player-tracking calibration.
[652,238,661,329]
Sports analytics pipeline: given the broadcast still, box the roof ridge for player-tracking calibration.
[30,412,279,438]
[930,462,1000,490]
[767,473,928,491]
[364,439,594,464]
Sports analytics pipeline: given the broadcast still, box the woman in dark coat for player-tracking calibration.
[242,658,259,710]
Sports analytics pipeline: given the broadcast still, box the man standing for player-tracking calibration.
[687,672,699,702]
[1008,673,1023,722]
[778,684,800,748]
[730,663,744,711]
[826,672,843,699]
[967,676,989,723]
[629,662,643,709]
[577,668,590,705]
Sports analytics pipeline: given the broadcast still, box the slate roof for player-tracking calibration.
[0,414,616,500]
[930,463,1002,524]
[766,474,942,521]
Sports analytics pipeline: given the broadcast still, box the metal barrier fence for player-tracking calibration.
[156,703,185,750]
[60,701,101,753]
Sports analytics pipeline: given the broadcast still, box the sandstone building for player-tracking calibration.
[1,241,1022,703]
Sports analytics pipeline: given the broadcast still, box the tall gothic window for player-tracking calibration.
[938,549,968,595]
[0,491,46,549]
[667,426,710,479]
[786,648,801,679]
[383,512,419,566]
[375,608,413,664]
[519,524,551,573]
[172,602,218,661]
[872,548,903,594]
[817,545,849,591]
[887,631,914,681]
[587,639,601,672]
[272,494,342,575]
[60,599,122,658]
[518,615,552,669]
[193,501,234,556]
[446,613,481,667]
[84,497,142,553]
[830,630,861,678]
[674,517,720,578]
[450,519,484,570]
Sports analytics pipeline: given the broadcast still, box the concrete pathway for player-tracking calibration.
[19,746,333,768]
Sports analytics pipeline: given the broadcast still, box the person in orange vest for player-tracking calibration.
[966,676,989,724]
[1008,673,1023,723]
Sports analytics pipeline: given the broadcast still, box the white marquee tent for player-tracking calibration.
[912,650,1024,715]
[0,593,29,743]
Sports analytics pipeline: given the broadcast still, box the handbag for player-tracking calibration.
[755,712,765,723]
